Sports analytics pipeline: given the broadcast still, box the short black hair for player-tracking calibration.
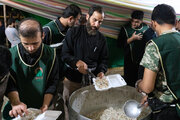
[7,18,15,26]
[131,10,144,20]
[88,5,104,17]
[79,14,87,25]
[151,4,176,25]
[62,4,82,18]
[0,45,12,76]
[18,18,43,38]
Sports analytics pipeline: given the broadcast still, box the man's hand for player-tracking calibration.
[127,31,143,44]
[132,31,143,40]
[40,94,53,113]
[97,72,104,79]
[9,102,28,117]
[141,95,148,107]
[40,105,48,113]
[8,91,28,117]
[76,60,88,74]
[135,79,142,92]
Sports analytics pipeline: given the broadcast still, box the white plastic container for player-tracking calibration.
[93,74,127,91]
[13,108,61,120]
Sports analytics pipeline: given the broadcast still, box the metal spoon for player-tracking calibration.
[86,69,96,78]
[123,100,146,118]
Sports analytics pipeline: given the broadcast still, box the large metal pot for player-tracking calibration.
[69,85,152,120]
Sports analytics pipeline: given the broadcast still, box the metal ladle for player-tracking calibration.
[123,100,146,118]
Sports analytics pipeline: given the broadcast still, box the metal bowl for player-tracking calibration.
[69,85,151,120]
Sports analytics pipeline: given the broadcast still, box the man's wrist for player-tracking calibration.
[127,37,133,44]
[135,79,147,96]
[11,99,21,106]
[135,79,142,89]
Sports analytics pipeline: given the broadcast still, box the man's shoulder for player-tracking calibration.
[41,44,55,60]
[9,46,19,60]
[97,31,105,39]
[43,20,54,26]
[142,22,148,26]
[71,25,84,31]
[43,44,54,51]
[123,23,133,32]
[43,20,58,32]
[146,41,157,51]
[123,22,131,27]
[67,25,85,35]
[5,27,16,32]
[10,45,17,52]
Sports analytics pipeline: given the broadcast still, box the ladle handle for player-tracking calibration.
[138,101,148,108]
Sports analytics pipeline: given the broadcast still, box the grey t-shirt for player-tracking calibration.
[5,27,20,47]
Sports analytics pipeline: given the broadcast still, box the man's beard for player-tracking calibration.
[86,19,98,35]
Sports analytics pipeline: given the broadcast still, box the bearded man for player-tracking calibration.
[61,5,108,120]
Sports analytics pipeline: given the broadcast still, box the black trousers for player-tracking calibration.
[124,55,139,87]
[152,107,180,120]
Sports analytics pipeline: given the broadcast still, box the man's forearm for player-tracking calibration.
[42,94,53,107]
[8,91,21,105]
[137,68,157,93]
[127,37,134,44]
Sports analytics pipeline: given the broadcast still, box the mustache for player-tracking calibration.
[92,26,98,30]
[86,24,98,30]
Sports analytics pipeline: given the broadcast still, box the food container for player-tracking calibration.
[13,108,61,120]
[93,74,127,91]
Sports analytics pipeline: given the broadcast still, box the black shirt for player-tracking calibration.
[62,25,108,83]
[0,25,6,45]
[6,43,59,95]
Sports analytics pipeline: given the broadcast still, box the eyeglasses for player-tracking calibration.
[0,72,10,84]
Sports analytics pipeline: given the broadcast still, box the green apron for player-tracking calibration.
[3,44,56,120]
[152,31,180,117]
[124,23,148,63]
[43,20,65,45]
[44,20,66,79]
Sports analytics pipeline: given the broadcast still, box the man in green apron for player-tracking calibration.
[137,4,180,120]
[43,5,81,119]
[3,18,59,119]
[0,46,12,119]
[117,10,149,87]
[43,4,81,80]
